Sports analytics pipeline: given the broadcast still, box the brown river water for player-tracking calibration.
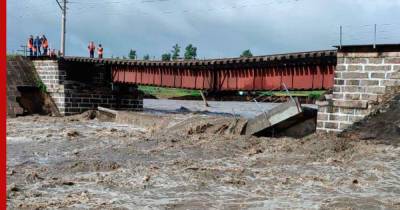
[6,112,400,209]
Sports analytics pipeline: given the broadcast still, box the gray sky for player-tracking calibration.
[7,0,400,58]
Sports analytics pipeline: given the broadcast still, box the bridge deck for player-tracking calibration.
[63,50,336,91]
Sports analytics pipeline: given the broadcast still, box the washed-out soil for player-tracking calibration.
[341,93,400,145]
[16,86,60,117]
[7,111,400,209]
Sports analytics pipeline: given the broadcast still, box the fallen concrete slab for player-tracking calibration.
[245,99,303,136]
[265,106,318,138]
[98,101,316,138]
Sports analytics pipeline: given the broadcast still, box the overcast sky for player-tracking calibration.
[7,0,400,58]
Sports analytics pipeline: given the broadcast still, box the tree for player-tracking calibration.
[143,54,150,60]
[161,53,171,61]
[171,44,180,60]
[240,49,253,58]
[184,44,197,60]
[129,49,137,59]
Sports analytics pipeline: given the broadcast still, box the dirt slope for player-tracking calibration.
[341,90,400,145]
[7,56,37,117]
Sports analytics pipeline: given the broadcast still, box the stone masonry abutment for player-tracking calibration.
[32,58,143,116]
[317,45,400,132]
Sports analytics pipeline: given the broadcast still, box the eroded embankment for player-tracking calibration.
[7,56,59,117]
[341,89,400,145]
[6,112,400,209]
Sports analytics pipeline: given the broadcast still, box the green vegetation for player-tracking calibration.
[240,49,253,58]
[308,91,324,100]
[127,44,195,61]
[140,85,325,100]
[139,86,200,98]
[172,44,181,60]
[35,78,47,93]
[161,53,171,61]
[143,54,150,60]
[259,90,325,98]
[129,49,137,59]
[184,44,197,60]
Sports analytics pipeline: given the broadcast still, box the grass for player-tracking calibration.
[139,85,326,99]
[139,86,201,98]
[258,90,326,99]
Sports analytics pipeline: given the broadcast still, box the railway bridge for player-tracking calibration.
[9,44,400,133]
[63,50,336,92]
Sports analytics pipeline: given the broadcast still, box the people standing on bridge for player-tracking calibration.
[34,36,42,56]
[98,44,104,59]
[88,41,96,58]
[27,35,34,56]
[41,35,49,56]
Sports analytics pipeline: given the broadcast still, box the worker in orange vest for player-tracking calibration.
[88,41,96,58]
[27,35,34,56]
[98,44,104,59]
[41,35,49,56]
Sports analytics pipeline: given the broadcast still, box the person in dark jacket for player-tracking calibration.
[34,36,42,56]
[88,41,96,58]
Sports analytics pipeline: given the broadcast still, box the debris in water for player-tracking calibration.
[7,183,20,192]
[62,181,75,186]
[143,175,150,182]
[66,130,80,138]
[176,106,191,113]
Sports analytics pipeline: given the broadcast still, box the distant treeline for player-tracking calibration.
[113,44,253,61]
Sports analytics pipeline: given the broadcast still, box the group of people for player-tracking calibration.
[27,36,103,58]
[27,35,55,57]
[88,41,104,58]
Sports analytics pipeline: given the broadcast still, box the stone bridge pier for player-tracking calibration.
[317,44,400,132]
[32,58,143,116]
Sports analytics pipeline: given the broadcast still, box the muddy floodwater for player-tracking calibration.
[6,112,400,209]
